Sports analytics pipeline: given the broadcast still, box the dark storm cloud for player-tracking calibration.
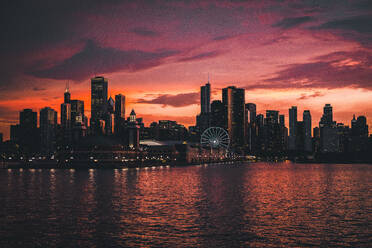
[178,51,223,62]
[130,27,160,37]
[272,16,314,29]
[29,40,180,81]
[136,93,199,107]
[246,50,372,90]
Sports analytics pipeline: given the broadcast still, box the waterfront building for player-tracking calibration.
[91,76,108,135]
[303,110,312,152]
[40,107,57,154]
[289,106,297,150]
[222,86,245,151]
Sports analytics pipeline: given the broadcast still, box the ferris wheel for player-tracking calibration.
[200,127,230,150]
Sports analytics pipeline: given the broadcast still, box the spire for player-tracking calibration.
[208,72,210,83]
[65,81,70,93]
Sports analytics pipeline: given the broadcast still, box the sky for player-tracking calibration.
[1,0,372,140]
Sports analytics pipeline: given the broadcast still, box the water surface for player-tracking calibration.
[1,162,371,247]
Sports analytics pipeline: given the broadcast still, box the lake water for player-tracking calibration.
[1,162,371,247]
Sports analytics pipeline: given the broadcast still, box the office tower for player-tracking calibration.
[91,76,108,134]
[114,94,126,135]
[266,110,279,124]
[279,114,285,126]
[222,86,245,150]
[201,82,211,114]
[295,121,305,151]
[105,96,115,135]
[246,103,256,124]
[197,82,211,133]
[350,115,369,152]
[0,133,3,144]
[210,100,225,128]
[319,104,338,153]
[289,106,297,150]
[303,110,312,152]
[19,109,39,153]
[70,100,84,126]
[351,115,368,137]
[20,109,37,130]
[320,126,339,153]
[320,104,333,126]
[245,103,257,153]
[10,125,20,142]
[262,110,285,154]
[40,107,57,154]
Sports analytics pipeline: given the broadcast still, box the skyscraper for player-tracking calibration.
[320,104,333,126]
[197,81,211,133]
[246,103,257,124]
[222,86,245,150]
[40,107,57,153]
[303,110,312,152]
[106,96,115,135]
[289,106,297,150]
[91,76,108,134]
[210,100,225,128]
[200,82,211,114]
[69,100,84,128]
[319,104,338,153]
[115,94,126,135]
[19,109,39,153]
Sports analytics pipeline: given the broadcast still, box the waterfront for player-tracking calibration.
[1,162,371,247]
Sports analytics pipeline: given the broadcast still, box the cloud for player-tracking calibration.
[297,91,325,100]
[32,87,46,91]
[313,15,372,46]
[130,27,160,37]
[29,40,180,81]
[246,50,372,90]
[178,51,223,62]
[213,35,232,41]
[136,92,199,107]
[317,15,372,34]
[272,16,314,29]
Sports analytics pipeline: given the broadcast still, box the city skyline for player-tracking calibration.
[1,1,372,139]
[0,76,371,141]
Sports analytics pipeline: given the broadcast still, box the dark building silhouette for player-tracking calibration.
[124,109,140,149]
[70,100,84,127]
[114,94,126,135]
[91,76,108,134]
[106,96,115,135]
[350,115,369,152]
[197,82,211,133]
[210,100,225,128]
[289,106,297,150]
[319,104,338,153]
[246,103,257,153]
[262,110,285,155]
[320,104,333,126]
[295,121,305,152]
[200,82,211,114]
[303,110,312,152]
[222,86,245,151]
[19,109,39,154]
[40,107,57,154]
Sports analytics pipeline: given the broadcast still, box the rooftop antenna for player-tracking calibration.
[208,72,210,83]
[65,80,70,93]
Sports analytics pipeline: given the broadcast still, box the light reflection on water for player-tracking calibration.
[0,162,371,247]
